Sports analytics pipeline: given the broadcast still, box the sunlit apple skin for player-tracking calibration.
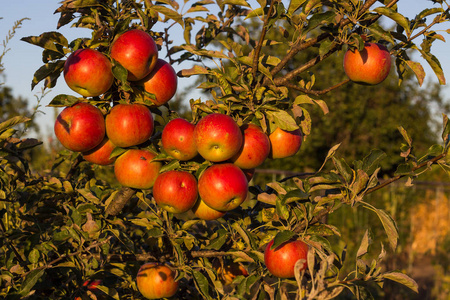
[64,48,114,97]
[269,127,302,159]
[114,149,161,189]
[138,59,178,106]
[231,123,271,169]
[194,113,243,162]
[54,102,105,152]
[198,163,248,212]
[136,262,178,299]
[264,239,309,278]
[105,103,154,148]
[191,198,226,220]
[161,118,198,161]
[110,29,158,81]
[153,170,198,214]
[343,42,391,85]
[82,137,116,165]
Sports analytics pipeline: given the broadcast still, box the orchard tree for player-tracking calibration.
[2,0,450,299]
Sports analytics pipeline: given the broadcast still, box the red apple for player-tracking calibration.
[343,42,391,85]
[105,103,154,148]
[114,149,161,189]
[198,163,248,212]
[110,29,158,81]
[194,113,243,162]
[231,123,270,169]
[64,48,114,97]
[191,198,226,220]
[269,127,302,159]
[153,170,198,214]
[82,279,102,290]
[161,118,198,161]
[137,262,178,299]
[54,102,105,152]
[264,238,309,278]
[82,137,116,165]
[137,59,178,106]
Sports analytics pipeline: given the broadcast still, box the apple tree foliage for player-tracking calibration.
[2,0,450,299]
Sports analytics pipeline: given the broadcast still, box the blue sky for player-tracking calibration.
[0,0,449,137]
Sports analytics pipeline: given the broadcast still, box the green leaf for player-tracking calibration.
[383,272,418,293]
[192,269,210,299]
[404,60,425,86]
[112,59,128,82]
[151,5,183,26]
[374,7,411,37]
[362,149,386,175]
[271,230,296,250]
[19,269,45,296]
[28,249,40,264]
[304,0,322,14]
[416,8,444,20]
[31,60,65,90]
[96,285,120,300]
[365,204,398,250]
[266,110,298,131]
[356,230,372,258]
[223,0,250,7]
[48,94,80,107]
[206,231,229,250]
[0,116,31,133]
[332,157,353,184]
[288,0,307,16]
[368,23,395,45]
[160,160,181,173]
[21,31,68,52]
[306,11,336,33]
[418,49,446,85]
[319,39,334,58]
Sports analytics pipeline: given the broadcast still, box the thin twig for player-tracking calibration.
[252,0,277,79]
[364,153,446,195]
[283,79,350,96]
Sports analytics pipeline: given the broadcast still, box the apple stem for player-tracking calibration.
[106,186,136,216]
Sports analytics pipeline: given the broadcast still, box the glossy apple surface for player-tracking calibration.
[231,123,270,169]
[191,198,226,220]
[138,58,178,106]
[264,238,309,278]
[110,29,158,81]
[343,42,391,85]
[105,103,154,148]
[54,102,105,152]
[137,262,178,299]
[82,137,116,165]
[269,127,302,159]
[153,170,198,214]
[161,118,198,161]
[194,113,243,162]
[64,48,114,97]
[114,149,161,189]
[198,163,248,212]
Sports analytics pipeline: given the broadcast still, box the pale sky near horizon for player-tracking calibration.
[0,0,449,138]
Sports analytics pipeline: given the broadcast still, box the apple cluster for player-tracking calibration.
[53,28,310,293]
[55,27,304,219]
